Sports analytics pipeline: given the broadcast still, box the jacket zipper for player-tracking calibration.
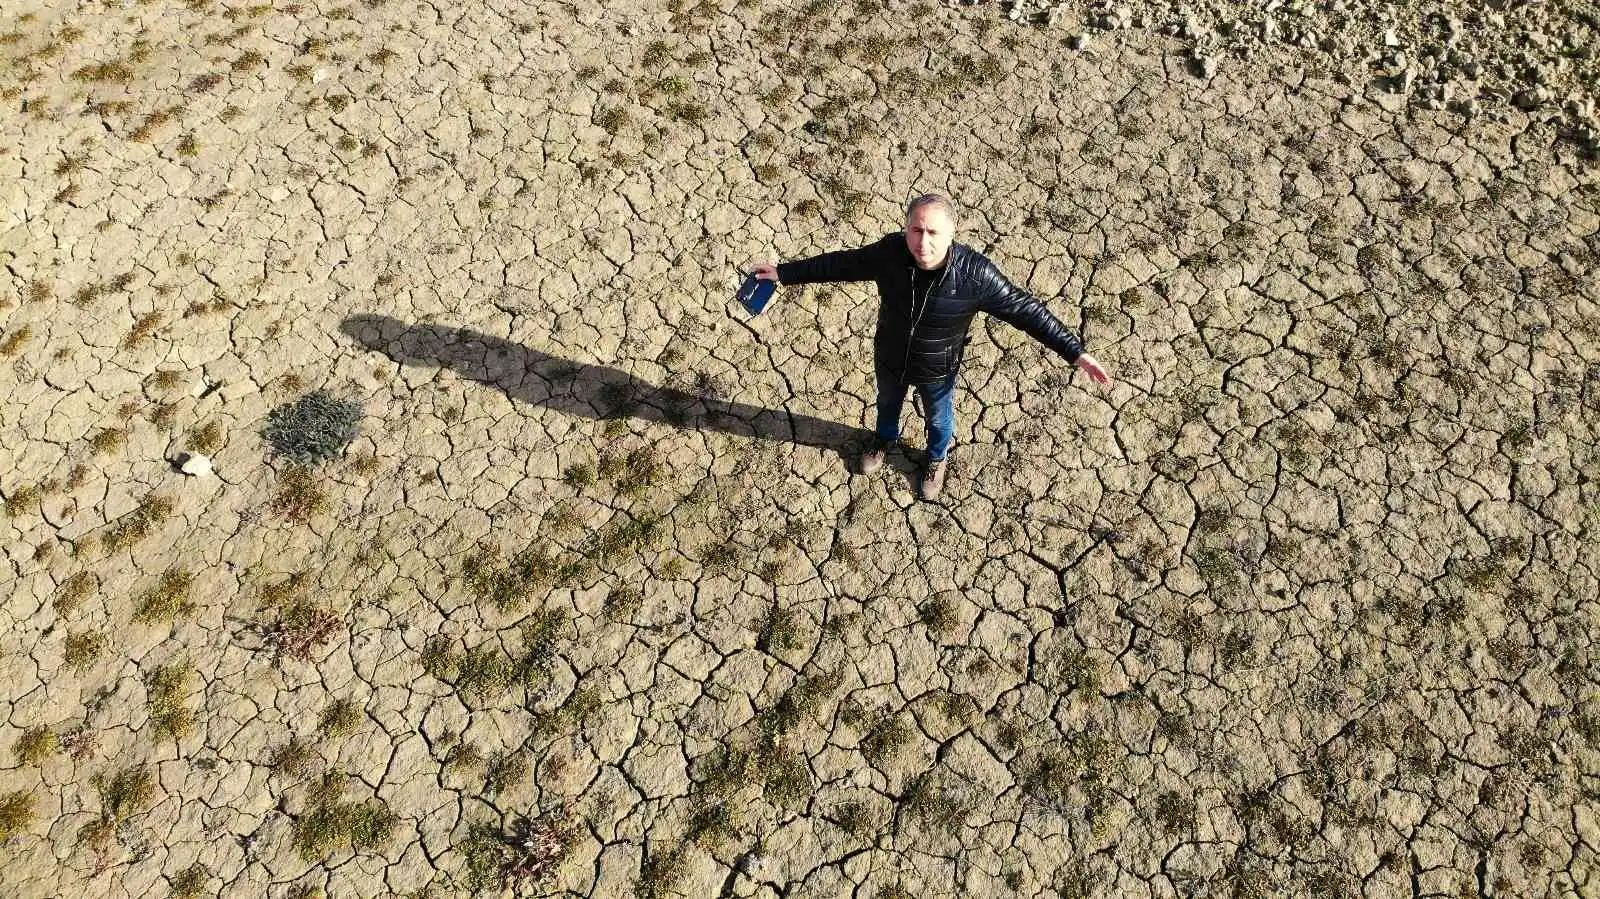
[901,257,952,385]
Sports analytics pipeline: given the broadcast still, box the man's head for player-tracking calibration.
[905,193,957,270]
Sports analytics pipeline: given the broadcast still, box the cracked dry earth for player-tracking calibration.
[2,0,1599,897]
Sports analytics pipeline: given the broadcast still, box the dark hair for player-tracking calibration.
[906,193,959,225]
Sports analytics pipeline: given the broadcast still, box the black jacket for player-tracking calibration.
[777,233,1085,385]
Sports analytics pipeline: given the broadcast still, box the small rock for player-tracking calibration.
[1191,54,1217,78]
[1383,27,1400,47]
[1513,87,1548,111]
[1069,33,1089,50]
[179,452,214,477]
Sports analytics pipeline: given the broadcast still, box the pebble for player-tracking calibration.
[179,452,214,477]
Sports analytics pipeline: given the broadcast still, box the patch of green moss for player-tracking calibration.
[133,567,195,623]
[64,630,108,671]
[293,772,398,861]
[317,698,362,740]
[918,595,959,635]
[636,847,687,899]
[483,751,529,796]
[861,713,911,767]
[170,862,208,898]
[102,493,174,553]
[146,661,196,740]
[80,764,157,849]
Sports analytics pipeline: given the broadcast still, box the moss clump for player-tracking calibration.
[444,742,485,773]
[831,799,874,838]
[454,645,531,700]
[761,747,812,808]
[13,726,59,766]
[64,630,108,672]
[54,571,98,614]
[123,312,163,348]
[133,567,195,623]
[271,737,318,779]
[903,771,970,828]
[636,847,688,899]
[561,462,596,488]
[758,668,843,740]
[147,661,196,740]
[757,604,805,654]
[461,813,573,893]
[461,546,560,612]
[317,698,362,739]
[0,325,30,357]
[89,428,126,456]
[3,482,41,517]
[1153,789,1196,834]
[170,863,208,899]
[1042,645,1103,697]
[80,764,156,848]
[598,446,663,499]
[0,791,36,842]
[101,493,174,553]
[918,595,959,635]
[292,772,398,861]
[861,714,911,767]
[483,752,529,796]
[601,585,643,621]
[188,421,224,453]
[589,514,662,563]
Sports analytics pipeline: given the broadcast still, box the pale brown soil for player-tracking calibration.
[1,1,1598,897]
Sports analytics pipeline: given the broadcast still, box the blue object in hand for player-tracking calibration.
[736,273,777,315]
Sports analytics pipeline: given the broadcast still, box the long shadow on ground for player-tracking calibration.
[340,314,866,462]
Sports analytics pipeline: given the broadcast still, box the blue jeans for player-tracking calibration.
[875,369,957,461]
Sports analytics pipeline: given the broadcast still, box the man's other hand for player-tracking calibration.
[1075,353,1111,385]
[749,262,780,282]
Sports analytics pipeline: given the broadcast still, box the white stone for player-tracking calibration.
[180,452,214,477]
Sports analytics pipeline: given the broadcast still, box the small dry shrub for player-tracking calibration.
[0,325,29,356]
[13,726,58,766]
[133,567,195,623]
[271,466,330,522]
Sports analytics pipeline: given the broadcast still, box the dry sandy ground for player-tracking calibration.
[2,0,1598,897]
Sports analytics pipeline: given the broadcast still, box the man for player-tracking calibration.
[750,193,1110,500]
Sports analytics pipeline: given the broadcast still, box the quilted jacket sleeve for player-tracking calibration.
[976,259,1084,364]
[776,235,891,285]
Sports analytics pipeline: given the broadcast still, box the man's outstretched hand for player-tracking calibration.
[1075,353,1111,385]
[749,262,780,282]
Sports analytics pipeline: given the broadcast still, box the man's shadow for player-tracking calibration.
[339,314,868,463]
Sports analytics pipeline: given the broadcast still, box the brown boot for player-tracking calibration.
[860,439,892,475]
[920,457,948,500]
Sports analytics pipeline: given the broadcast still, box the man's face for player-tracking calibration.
[905,205,955,270]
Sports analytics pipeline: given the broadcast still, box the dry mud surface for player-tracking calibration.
[2,1,1599,897]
